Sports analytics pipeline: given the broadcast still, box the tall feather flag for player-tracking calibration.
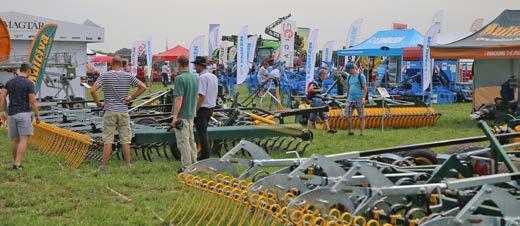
[189,35,205,73]
[236,26,248,84]
[27,23,58,93]
[305,29,319,92]
[321,40,335,66]
[422,24,441,92]
[345,18,363,48]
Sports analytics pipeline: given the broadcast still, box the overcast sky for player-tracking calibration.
[4,0,520,53]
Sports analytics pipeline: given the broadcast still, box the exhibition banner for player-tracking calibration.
[189,35,205,73]
[236,26,248,84]
[305,29,318,92]
[26,23,58,93]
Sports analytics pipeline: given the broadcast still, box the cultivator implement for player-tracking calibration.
[166,121,520,226]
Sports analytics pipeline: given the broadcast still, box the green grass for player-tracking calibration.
[0,85,485,225]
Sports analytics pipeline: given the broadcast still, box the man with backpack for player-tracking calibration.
[344,63,368,136]
[306,69,336,133]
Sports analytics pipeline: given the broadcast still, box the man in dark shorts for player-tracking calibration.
[344,63,368,136]
[0,63,41,170]
[306,69,336,133]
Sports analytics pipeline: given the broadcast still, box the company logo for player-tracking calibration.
[282,22,294,39]
[369,37,405,44]
[29,34,51,83]
[479,23,520,38]
[7,20,45,30]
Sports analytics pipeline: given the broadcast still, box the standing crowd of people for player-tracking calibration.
[0,55,365,172]
[306,63,367,136]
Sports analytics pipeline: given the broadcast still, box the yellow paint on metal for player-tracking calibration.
[31,121,92,168]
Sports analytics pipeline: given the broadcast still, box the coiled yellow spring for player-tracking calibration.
[320,107,441,129]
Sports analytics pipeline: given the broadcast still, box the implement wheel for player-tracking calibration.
[401,149,437,165]
[444,143,483,155]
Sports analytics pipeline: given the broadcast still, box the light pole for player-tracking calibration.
[380,46,390,131]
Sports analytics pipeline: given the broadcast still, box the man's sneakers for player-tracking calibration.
[327,129,337,134]
[97,165,108,173]
[347,132,355,136]
[11,165,22,171]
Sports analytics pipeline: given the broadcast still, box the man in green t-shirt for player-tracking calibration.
[171,55,199,171]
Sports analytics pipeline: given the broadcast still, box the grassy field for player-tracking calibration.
[0,84,485,225]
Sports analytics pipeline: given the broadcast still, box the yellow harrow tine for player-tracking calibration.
[30,121,92,168]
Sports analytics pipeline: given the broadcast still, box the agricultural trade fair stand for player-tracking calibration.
[337,29,424,86]
[431,9,520,111]
[152,45,188,62]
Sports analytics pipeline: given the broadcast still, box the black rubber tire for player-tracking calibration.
[498,160,520,173]
[401,149,437,165]
[134,117,159,126]
[69,97,86,109]
[169,143,181,161]
[444,143,484,155]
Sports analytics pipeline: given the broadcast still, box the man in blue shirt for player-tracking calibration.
[307,69,336,133]
[344,63,368,136]
[0,63,41,170]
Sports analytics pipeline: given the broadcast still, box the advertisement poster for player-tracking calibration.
[189,35,205,73]
[26,23,58,93]
[280,20,296,67]
[236,26,248,84]
[305,29,318,92]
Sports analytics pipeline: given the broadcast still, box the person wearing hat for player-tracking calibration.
[192,56,218,160]
[171,55,199,171]
[344,63,368,136]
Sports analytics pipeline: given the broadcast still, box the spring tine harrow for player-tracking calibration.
[31,121,92,168]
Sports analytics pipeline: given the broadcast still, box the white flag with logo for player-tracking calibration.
[218,42,228,65]
[432,10,443,39]
[208,24,221,57]
[422,24,441,91]
[346,18,363,48]
[146,37,152,79]
[236,26,248,84]
[321,40,335,66]
[189,35,205,73]
[280,20,296,67]
[305,29,319,92]
[247,35,258,64]
[131,40,146,75]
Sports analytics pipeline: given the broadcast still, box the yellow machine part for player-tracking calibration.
[166,172,418,226]
[319,107,441,129]
[30,121,92,168]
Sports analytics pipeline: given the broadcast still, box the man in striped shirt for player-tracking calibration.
[91,55,147,172]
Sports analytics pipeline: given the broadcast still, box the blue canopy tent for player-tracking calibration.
[337,29,424,56]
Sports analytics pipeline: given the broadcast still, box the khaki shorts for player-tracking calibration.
[103,111,132,144]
